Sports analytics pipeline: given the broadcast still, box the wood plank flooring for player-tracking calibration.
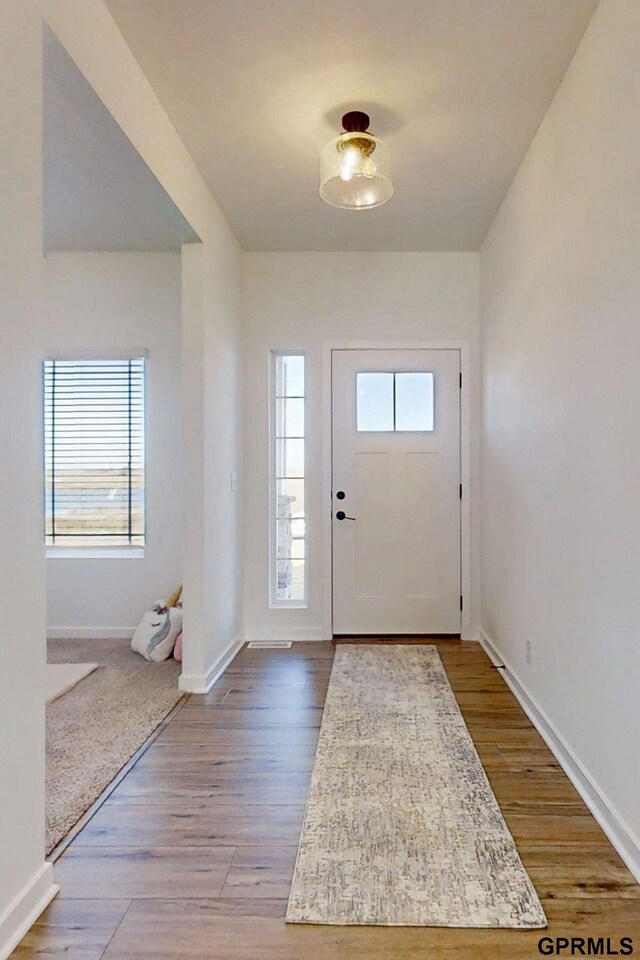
[15,640,639,959]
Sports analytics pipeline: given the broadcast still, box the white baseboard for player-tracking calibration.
[477,629,507,670]
[0,862,58,960]
[243,626,325,644]
[479,628,640,884]
[179,633,244,694]
[47,627,135,640]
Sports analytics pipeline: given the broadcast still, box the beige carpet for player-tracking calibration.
[45,662,99,704]
[46,638,182,855]
[287,644,547,928]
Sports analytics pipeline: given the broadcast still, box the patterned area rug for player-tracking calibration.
[286,644,547,928]
[46,638,182,854]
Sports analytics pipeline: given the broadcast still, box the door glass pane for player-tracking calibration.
[276,479,305,518]
[276,559,305,601]
[395,372,434,431]
[275,398,304,438]
[275,438,304,478]
[356,372,394,431]
[277,355,305,397]
[276,520,306,559]
[289,515,305,540]
[289,537,305,560]
[276,520,292,559]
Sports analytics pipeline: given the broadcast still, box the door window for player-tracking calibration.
[356,371,434,432]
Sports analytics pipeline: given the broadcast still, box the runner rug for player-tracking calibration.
[286,644,547,928]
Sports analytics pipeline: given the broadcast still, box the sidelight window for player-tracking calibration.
[270,352,306,606]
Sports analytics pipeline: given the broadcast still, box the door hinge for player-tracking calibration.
[460,595,464,611]
[459,483,462,499]
[459,371,463,388]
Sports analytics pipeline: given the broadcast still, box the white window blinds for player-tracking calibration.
[44,359,145,546]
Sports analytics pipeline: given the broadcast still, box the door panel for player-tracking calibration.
[401,451,438,598]
[354,452,392,597]
[332,349,461,635]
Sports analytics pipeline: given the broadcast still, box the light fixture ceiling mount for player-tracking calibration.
[320,111,393,211]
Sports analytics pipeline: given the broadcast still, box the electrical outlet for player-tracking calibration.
[526,637,533,665]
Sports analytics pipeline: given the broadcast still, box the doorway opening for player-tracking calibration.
[42,28,198,858]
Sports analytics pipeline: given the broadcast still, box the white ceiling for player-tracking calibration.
[44,28,199,253]
[104,0,598,251]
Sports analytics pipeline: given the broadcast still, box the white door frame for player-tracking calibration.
[322,340,472,640]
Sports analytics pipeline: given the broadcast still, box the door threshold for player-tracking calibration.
[333,634,461,643]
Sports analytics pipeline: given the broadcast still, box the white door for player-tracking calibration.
[332,349,461,635]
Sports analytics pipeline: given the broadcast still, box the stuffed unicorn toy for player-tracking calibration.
[131,594,182,662]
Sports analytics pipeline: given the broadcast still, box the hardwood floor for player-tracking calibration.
[15,640,639,959]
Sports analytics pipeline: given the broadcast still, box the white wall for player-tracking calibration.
[41,0,244,695]
[0,1,243,952]
[481,0,640,872]
[0,5,54,953]
[44,252,182,636]
[179,238,244,692]
[242,252,480,642]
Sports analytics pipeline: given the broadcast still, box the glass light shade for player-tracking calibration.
[319,131,393,210]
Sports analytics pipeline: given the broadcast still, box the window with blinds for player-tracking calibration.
[44,359,146,547]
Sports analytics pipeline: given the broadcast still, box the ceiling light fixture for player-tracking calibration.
[320,111,393,210]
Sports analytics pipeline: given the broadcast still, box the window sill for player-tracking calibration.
[46,547,145,560]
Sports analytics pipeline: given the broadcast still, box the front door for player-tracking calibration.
[331,349,461,635]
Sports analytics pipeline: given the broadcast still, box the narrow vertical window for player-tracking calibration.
[271,352,306,606]
[44,358,146,547]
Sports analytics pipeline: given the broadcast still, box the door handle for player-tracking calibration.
[335,511,356,521]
